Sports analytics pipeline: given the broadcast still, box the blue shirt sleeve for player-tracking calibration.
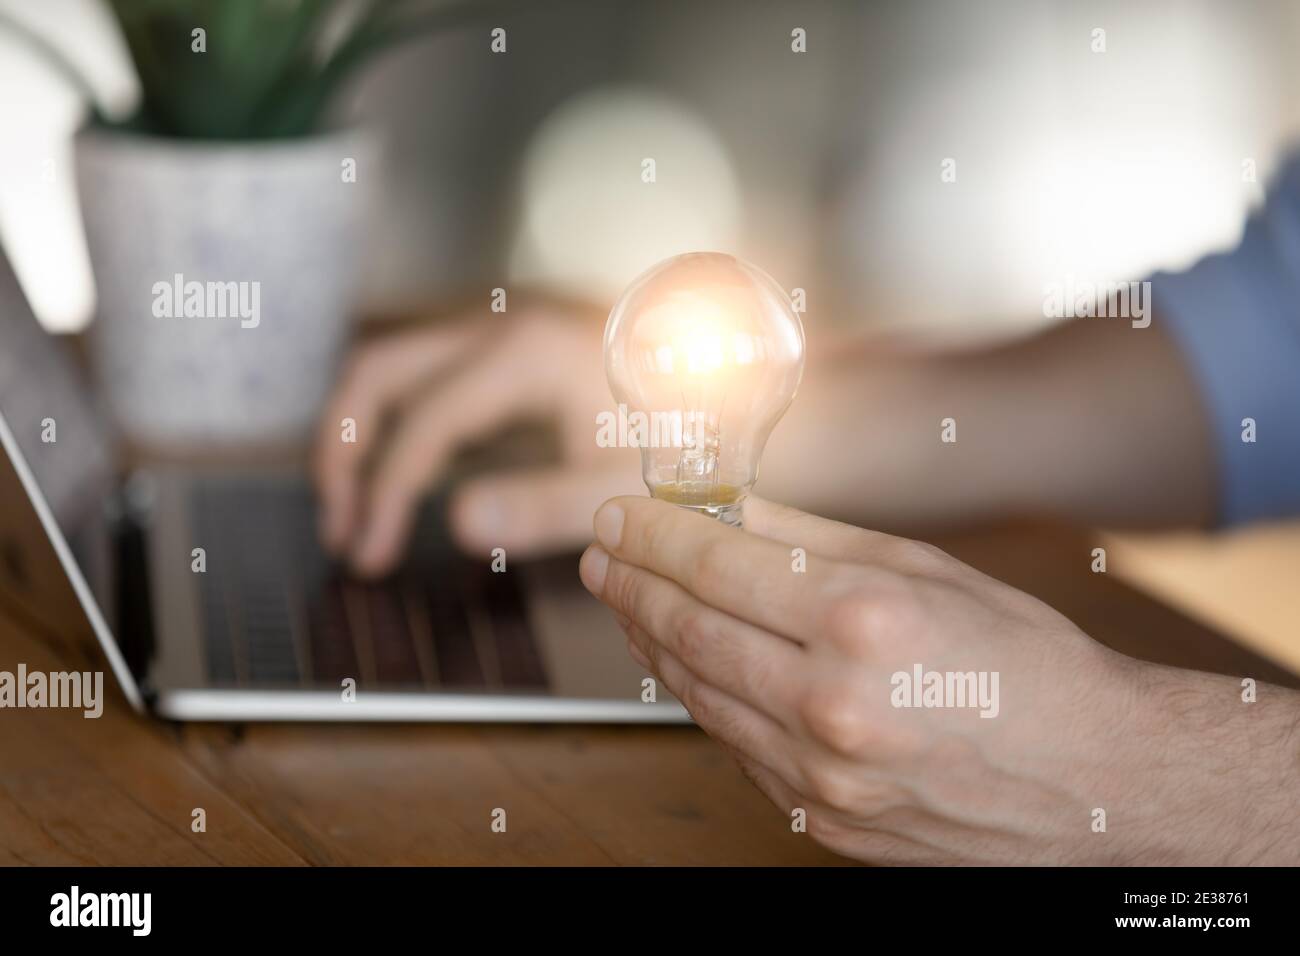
[1147,155,1300,526]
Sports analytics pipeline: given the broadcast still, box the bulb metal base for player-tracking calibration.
[670,498,743,530]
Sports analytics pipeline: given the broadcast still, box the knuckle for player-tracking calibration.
[899,538,953,574]
[626,503,665,558]
[821,591,878,653]
[374,447,432,499]
[634,625,664,672]
[605,561,642,615]
[677,677,710,726]
[672,608,713,665]
[802,762,859,813]
[823,585,920,656]
[691,536,732,593]
[799,684,873,756]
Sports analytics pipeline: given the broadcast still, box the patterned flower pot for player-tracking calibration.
[75,126,369,448]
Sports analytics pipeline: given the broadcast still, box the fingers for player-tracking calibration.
[591,495,890,644]
[617,621,807,787]
[579,544,806,724]
[450,464,641,559]
[743,495,970,585]
[625,636,652,671]
[727,747,806,816]
[743,495,895,561]
[314,323,486,553]
[349,348,545,575]
[622,619,911,860]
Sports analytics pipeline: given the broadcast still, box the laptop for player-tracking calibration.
[0,257,686,723]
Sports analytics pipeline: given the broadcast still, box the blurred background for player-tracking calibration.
[1,0,1297,667]
[8,0,1300,332]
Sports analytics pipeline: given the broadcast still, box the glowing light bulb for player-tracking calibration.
[604,252,805,528]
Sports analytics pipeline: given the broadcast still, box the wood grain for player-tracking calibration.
[1,521,1293,865]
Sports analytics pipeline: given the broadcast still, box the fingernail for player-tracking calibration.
[593,503,624,550]
[578,545,610,595]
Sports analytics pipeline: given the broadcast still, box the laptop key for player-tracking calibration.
[191,477,548,694]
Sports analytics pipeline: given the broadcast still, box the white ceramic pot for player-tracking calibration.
[75,127,369,448]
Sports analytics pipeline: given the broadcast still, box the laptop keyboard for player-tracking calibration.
[189,478,548,693]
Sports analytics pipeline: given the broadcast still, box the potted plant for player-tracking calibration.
[1,0,501,449]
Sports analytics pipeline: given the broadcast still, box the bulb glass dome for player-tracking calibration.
[603,252,805,527]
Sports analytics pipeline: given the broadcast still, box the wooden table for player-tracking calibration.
[2,522,1295,866]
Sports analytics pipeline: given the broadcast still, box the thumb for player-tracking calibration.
[450,464,643,558]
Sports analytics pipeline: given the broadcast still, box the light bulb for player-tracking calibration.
[604,252,805,528]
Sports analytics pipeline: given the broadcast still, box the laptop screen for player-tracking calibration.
[0,247,135,677]
[0,398,144,711]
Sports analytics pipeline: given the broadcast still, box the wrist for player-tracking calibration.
[1121,661,1300,864]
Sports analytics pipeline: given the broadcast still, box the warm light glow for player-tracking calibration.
[604,252,805,526]
[629,285,783,381]
[635,294,733,376]
[731,331,758,366]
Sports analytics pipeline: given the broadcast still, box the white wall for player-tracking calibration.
[0,0,135,332]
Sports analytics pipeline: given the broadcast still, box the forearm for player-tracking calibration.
[761,315,1215,530]
[1127,664,1300,865]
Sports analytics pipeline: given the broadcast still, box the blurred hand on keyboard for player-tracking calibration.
[313,303,641,576]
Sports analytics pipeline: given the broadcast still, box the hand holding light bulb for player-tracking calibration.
[581,251,1300,866]
[603,252,805,528]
